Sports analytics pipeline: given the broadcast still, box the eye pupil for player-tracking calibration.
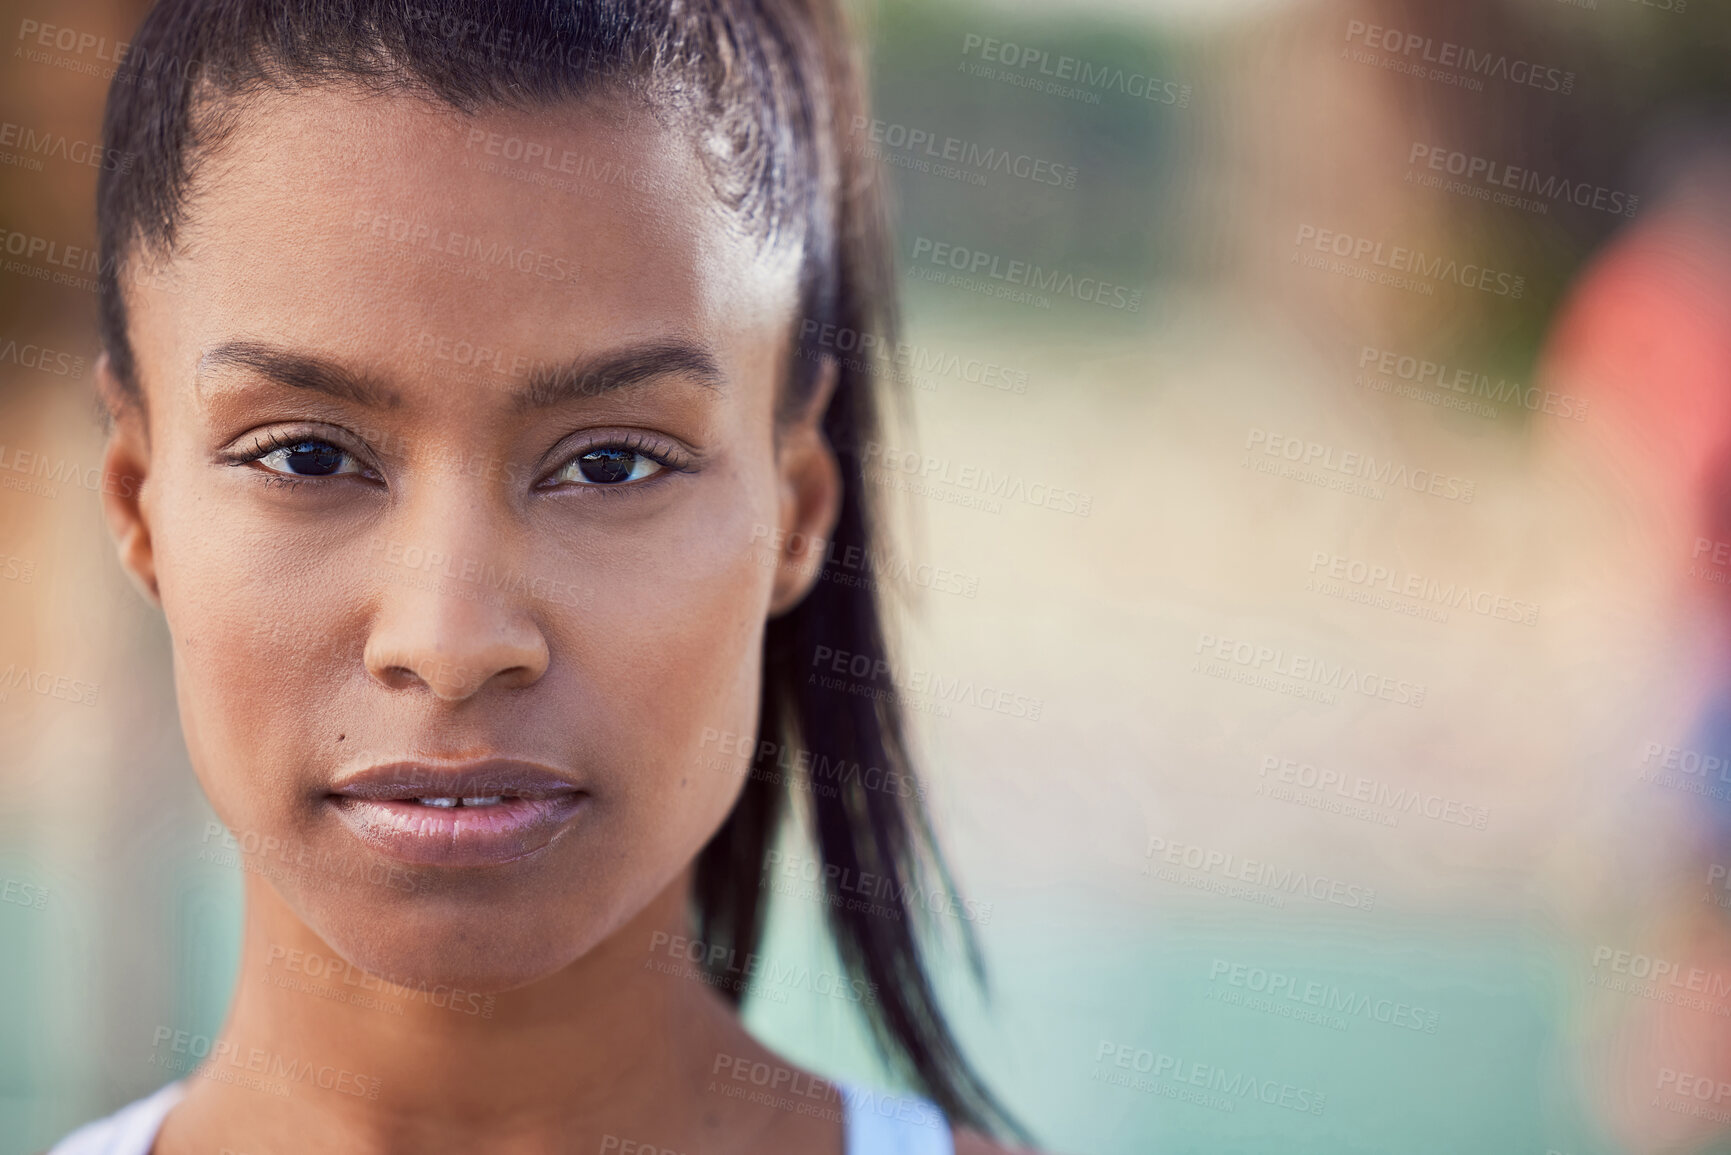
[578,448,636,484]
[284,441,344,476]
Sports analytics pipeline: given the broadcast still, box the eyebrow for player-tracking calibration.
[197,339,726,411]
[199,341,400,408]
[512,341,725,412]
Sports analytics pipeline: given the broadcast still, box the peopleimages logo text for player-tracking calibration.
[1092,1040,1326,1114]
[961,34,1191,106]
[1343,20,1575,94]
[1407,143,1636,218]
[1245,428,1476,504]
[1357,345,1588,420]
[0,120,131,171]
[1194,630,1427,709]
[863,440,1092,516]
[1208,958,1441,1032]
[849,116,1077,188]
[1294,225,1524,298]
[910,236,1141,312]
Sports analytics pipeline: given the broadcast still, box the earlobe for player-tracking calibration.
[768,358,843,618]
[94,354,160,606]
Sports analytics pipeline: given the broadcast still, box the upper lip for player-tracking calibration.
[327,759,585,801]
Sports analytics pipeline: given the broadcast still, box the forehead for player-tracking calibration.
[135,87,799,402]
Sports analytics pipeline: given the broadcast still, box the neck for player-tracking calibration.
[164,871,819,1153]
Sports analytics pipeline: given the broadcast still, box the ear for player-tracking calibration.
[767,357,843,618]
[94,354,160,605]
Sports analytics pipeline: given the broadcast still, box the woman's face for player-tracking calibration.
[101,90,837,990]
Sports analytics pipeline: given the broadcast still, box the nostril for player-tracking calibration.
[370,663,424,692]
[363,605,551,699]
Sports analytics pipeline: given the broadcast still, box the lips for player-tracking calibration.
[326,760,588,868]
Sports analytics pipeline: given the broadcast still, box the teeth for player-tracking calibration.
[409,796,507,807]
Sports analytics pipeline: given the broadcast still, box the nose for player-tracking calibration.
[364,535,550,702]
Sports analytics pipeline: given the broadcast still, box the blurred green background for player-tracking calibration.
[6,0,1731,1152]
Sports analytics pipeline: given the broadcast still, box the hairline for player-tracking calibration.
[107,79,811,426]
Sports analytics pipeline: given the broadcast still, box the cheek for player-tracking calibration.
[152,466,360,821]
[570,488,776,829]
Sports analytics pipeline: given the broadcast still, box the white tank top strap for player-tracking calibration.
[46,1076,955,1155]
[838,1079,955,1155]
[45,1079,185,1155]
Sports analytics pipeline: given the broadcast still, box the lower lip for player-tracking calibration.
[327,794,588,867]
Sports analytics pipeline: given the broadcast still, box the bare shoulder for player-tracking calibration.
[952,1128,1044,1155]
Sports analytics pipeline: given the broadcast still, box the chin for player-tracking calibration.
[293,884,610,994]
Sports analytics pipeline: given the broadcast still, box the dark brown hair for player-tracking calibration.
[96,0,1023,1140]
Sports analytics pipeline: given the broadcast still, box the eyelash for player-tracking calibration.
[219,427,693,491]
[538,430,693,492]
[219,429,376,485]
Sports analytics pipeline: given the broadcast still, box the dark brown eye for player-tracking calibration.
[559,448,665,486]
[257,439,358,477]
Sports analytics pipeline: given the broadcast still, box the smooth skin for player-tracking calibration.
[98,87,1017,1155]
